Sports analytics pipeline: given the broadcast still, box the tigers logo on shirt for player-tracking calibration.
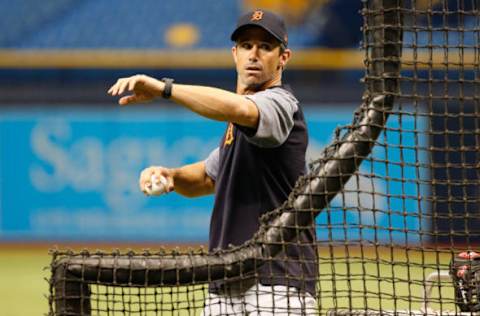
[224,123,234,146]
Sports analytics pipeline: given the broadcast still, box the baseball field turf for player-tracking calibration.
[0,245,457,315]
[0,246,51,316]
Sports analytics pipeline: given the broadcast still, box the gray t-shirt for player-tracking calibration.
[205,87,299,180]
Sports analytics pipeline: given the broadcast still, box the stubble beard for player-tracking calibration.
[241,74,267,93]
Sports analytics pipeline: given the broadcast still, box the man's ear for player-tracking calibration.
[280,48,292,68]
[231,46,238,64]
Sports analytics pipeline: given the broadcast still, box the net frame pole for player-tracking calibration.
[50,1,403,314]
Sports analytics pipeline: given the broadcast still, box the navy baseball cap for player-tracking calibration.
[230,9,288,47]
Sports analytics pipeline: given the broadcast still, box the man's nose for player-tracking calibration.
[248,46,259,61]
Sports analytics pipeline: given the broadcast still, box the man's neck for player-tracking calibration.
[237,78,282,95]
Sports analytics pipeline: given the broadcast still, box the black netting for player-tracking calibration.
[48,0,480,315]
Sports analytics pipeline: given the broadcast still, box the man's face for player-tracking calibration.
[232,26,290,91]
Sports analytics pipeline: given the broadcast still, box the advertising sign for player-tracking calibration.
[0,106,427,243]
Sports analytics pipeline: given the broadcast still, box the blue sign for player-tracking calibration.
[0,105,427,243]
[0,107,224,242]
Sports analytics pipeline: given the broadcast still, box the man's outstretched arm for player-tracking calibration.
[108,75,259,129]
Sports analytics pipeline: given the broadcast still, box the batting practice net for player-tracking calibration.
[48,0,480,315]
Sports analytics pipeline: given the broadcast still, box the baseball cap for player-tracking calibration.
[230,9,288,47]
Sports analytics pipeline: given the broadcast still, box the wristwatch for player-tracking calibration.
[161,78,174,99]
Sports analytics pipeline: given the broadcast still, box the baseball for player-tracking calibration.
[145,174,168,196]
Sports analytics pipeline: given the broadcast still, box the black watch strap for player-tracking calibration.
[161,78,174,99]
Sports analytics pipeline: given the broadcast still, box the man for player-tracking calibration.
[108,9,317,315]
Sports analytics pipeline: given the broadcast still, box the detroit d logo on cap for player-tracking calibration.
[251,10,263,21]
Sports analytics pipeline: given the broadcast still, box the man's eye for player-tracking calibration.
[260,44,272,50]
[241,43,252,49]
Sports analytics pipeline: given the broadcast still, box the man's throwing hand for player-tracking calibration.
[139,166,175,196]
[108,75,164,105]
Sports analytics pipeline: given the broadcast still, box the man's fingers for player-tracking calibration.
[153,168,163,178]
[128,76,141,91]
[117,79,131,95]
[166,178,174,192]
[139,168,154,191]
[119,94,152,105]
[139,166,172,196]
[108,78,125,95]
[109,78,128,96]
[107,83,116,95]
[152,168,173,192]
[108,75,150,99]
[119,75,142,95]
[119,95,138,105]
[119,94,148,105]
